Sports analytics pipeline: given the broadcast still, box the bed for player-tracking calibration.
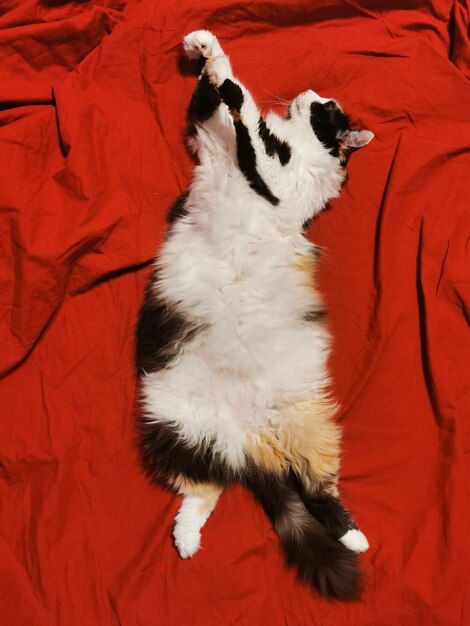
[1,1,469,623]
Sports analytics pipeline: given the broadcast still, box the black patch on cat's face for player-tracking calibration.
[167,191,190,224]
[310,101,350,158]
[258,118,291,165]
[187,73,221,136]
[234,119,280,205]
[140,420,236,486]
[136,276,205,374]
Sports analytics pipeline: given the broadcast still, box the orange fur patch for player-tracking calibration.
[246,396,340,493]
[292,252,319,295]
[295,253,315,276]
[245,432,289,475]
[230,109,242,122]
[169,476,223,516]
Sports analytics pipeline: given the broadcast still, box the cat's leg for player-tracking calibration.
[246,468,360,600]
[172,479,223,558]
[183,31,235,160]
[246,400,369,553]
[184,33,259,134]
[184,31,258,127]
[184,31,283,204]
[205,55,285,205]
[300,486,370,553]
[288,412,370,554]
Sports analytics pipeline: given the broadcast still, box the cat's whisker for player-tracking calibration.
[255,83,291,107]
[260,100,289,108]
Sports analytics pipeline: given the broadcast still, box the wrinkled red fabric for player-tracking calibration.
[1,1,469,624]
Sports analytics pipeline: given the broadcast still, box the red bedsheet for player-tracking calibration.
[1,1,469,624]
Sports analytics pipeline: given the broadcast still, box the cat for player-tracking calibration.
[136,30,373,600]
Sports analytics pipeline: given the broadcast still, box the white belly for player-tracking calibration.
[144,214,330,468]
[142,308,330,470]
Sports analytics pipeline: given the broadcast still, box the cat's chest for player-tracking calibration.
[159,224,328,386]
[160,214,324,332]
[163,231,316,325]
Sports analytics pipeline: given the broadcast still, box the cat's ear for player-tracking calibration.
[338,129,374,149]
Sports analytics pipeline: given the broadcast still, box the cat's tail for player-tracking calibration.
[248,472,361,600]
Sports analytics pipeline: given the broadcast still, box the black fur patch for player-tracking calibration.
[246,468,292,522]
[310,101,350,158]
[302,217,314,231]
[302,494,358,539]
[187,73,221,135]
[140,420,236,486]
[258,117,291,165]
[167,191,190,224]
[234,119,280,206]
[303,309,327,323]
[218,78,244,112]
[136,278,204,374]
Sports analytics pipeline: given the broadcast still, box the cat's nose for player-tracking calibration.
[308,90,331,104]
[296,90,314,108]
[299,90,315,102]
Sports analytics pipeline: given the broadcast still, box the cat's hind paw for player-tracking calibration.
[173,526,201,559]
[183,30,223,60]
[339,528,370,553]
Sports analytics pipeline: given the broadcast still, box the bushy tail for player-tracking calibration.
[248,473,361,600]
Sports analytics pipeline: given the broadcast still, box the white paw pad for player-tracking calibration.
[173,526,201,559]
[205,55,231,88]
[339,528,369,553]
[183,30,221,60]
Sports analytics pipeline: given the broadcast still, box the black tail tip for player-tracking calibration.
[306,552,362,601]
[286,535,362,601]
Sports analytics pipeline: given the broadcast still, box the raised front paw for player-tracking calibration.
[205,55,232,88]
[183,30,223,60]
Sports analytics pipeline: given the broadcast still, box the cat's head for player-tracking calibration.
[287,89,373,163]
[263,89,373,226]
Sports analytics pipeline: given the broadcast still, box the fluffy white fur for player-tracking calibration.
[173,488,222,558]
[142,31,371,558]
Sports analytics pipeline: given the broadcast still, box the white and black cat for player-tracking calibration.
[137,30,373,600]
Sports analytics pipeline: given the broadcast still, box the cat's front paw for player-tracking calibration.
[183,30,223,60]
[173,525,201,559]
[205,55,232,88]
